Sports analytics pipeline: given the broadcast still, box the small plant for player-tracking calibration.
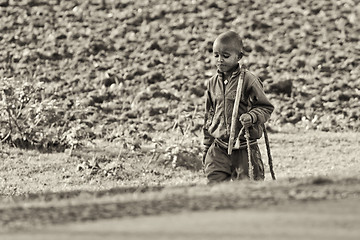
[0,77,66,151]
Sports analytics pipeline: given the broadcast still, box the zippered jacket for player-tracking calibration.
[203,64,274,150]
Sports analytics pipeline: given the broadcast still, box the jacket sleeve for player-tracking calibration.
[246,74,274,125]
[203,83,215,150]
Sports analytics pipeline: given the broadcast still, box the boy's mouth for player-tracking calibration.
[217,64,229,71]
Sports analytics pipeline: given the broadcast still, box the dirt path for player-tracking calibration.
[2,198,359,240]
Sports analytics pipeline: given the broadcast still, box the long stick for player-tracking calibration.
[228,67,245,155]
[244,127,253,180]
[263,124,276,180]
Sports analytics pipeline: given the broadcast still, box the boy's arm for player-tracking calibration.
[203,88,214,150]
[246,76,274,125]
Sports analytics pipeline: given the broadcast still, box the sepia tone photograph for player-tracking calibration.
[0,0,359,239]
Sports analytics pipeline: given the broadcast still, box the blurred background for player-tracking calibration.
[1,0,359,151]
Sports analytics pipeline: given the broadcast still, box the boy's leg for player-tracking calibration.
[204,142,232,183]
[231,144,265,180]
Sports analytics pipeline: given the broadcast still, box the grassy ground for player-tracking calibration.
[0,130,359,231]
[1,130,359,195]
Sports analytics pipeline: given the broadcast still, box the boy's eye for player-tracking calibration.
[223,54,230,58]
[214,54,219,58]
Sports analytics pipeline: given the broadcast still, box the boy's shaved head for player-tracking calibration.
[213,31,244,56]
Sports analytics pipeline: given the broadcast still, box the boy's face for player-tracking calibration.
[212,40,240,73]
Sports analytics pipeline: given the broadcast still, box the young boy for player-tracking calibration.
[203,31,274,184]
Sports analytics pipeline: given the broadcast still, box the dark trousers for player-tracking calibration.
[204,142,265,183]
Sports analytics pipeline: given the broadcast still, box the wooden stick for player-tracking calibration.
[263,124,276,180]
[244,127,253,180]
[228,67,245,155]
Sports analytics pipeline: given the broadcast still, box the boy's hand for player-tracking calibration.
[239,113,252,127]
